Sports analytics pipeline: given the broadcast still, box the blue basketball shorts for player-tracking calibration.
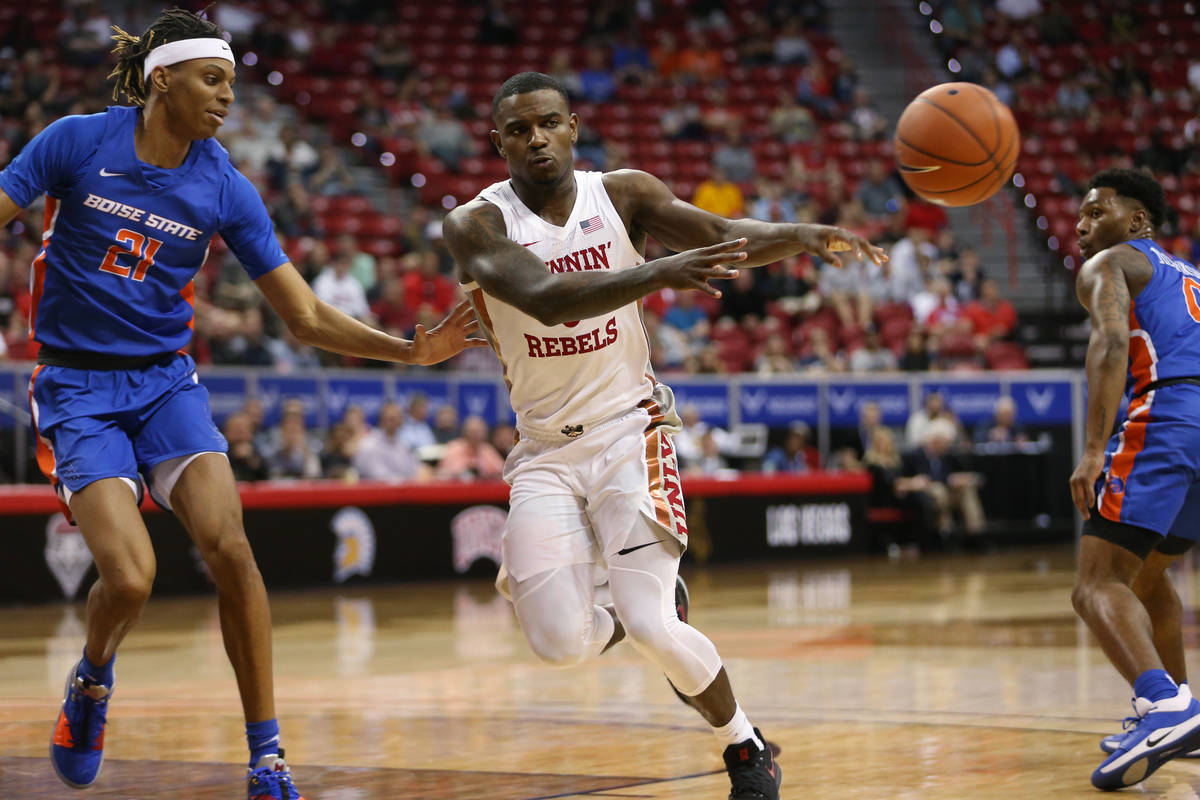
[29,353,228,511]
[1095,384,1200,540]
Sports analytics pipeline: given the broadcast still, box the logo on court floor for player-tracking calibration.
[44,513,93,600]
[332,507,376,583]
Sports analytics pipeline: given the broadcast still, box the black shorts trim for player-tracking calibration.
[1155,535,1197,556]
[37,346,179,371]
[1083,509,1161,560]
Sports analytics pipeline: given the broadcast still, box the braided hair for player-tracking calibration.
[108,7,225,106]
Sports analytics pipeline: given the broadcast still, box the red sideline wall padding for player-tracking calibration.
[0,472,871,515]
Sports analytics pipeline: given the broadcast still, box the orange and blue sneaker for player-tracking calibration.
[723,728,782,799]
[247,749,305,800]
[50,663,112,789]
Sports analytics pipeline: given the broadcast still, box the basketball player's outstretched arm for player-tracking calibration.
[444,200,748,326]
[255,265,487,365]
[606,170,888,268]
[1069,248,1138,517]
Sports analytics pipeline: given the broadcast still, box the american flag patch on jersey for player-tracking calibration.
[579,215,603,234]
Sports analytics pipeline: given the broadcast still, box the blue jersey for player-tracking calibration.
[1124,239,1200,396]
[0,105,286,356]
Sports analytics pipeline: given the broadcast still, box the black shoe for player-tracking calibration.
[667,574,693,705]
[723,728,782,800]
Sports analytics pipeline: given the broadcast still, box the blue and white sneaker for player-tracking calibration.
[1101,730,1200,758]
[1092,685,1200,790]
[50,662,112,789]
[247,749,306,800]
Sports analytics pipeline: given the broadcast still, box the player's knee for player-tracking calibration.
[200,527,256,576]
[525,614,590,668]
[1071,580,1099,617]
[619,608,673,653]
[106,564,155,609]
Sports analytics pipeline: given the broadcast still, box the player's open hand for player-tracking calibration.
[408,300,489,365]
[653,238,748,298]
[800,225,888,268]
[1069,450,1105,519]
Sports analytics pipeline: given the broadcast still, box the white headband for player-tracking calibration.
[143,37,235,81]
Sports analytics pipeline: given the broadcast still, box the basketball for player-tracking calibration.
[893,82,1020,207]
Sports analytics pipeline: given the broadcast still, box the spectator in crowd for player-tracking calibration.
[478,0,519,45]
[578,47,617,103]
[224,412,270,482]
[900,417,985,537]
[906,391,951,447]
[962,278,1017,346]
[402,251,456,317]
[763,422,817,473]
[335,234,377,296]
[856,161,904,218]
[888,227,936,306]
[899,327,933,372]
[974,396,1028,445]
[713,122,757,184]
[271,181,324,238]
[368,27,414,82]
[313,251,372,321]
[490,422,516,460]
[692,166,744,219]
[688,429,731,476]
[795,60,837,118]
[268,412,321,479]
[547,49,584,100]
[911,276,959,331]
[211,307,275,367]
[750,178,798,224]
[437,415,505,481]
[266,124,319,189]
[846,88,888,140]
[432,403,460,444]
[996,0,1042,19]
[949,247,984,302]
[308,142,358,196]
[661,98,706,141]
[611,29,652,85]
[353,401,426,481]
[268,326,321,373]
[415,106,476,172]
[861,426,927,539]
[774,17,813,65]
[398,393,437,452]
[755,333,797,375]
[849,326,898,373]
[719,270,768,322]
[797,326,846,374]
[662,289,711,341]
[320,421,358,480]
[769,89,817,145]
[676,29,723,84]
[672,404,709,469]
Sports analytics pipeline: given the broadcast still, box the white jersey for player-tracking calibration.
[464,171,674,440]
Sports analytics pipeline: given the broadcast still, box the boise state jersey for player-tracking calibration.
[1124,239,1200,396]
[0,105,286,356]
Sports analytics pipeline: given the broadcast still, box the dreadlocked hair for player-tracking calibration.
[108,7,225,106]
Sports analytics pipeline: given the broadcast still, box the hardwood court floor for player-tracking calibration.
[5,544,1200,799]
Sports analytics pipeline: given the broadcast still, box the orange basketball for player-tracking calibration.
[893,82,1020,207]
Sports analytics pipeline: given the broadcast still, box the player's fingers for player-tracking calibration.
[1083,481,1095,518]
[463,319,480,333]
[413,324,426,339]
[702,237,748,254]
[708,266,739,280]
[463,337,490,348]
[820,249,844,269]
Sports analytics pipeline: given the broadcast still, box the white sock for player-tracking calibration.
[712,703,763,750]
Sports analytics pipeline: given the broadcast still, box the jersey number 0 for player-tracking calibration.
[98,228,162,282]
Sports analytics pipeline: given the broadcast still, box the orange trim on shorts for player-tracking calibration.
[1100,392,1151,522]
[643,426,673,530]
[29,196,59,339]
[28,364,72,522]
[1128,306,1155,396]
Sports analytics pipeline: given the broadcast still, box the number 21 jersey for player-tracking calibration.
[0,105,286,356]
